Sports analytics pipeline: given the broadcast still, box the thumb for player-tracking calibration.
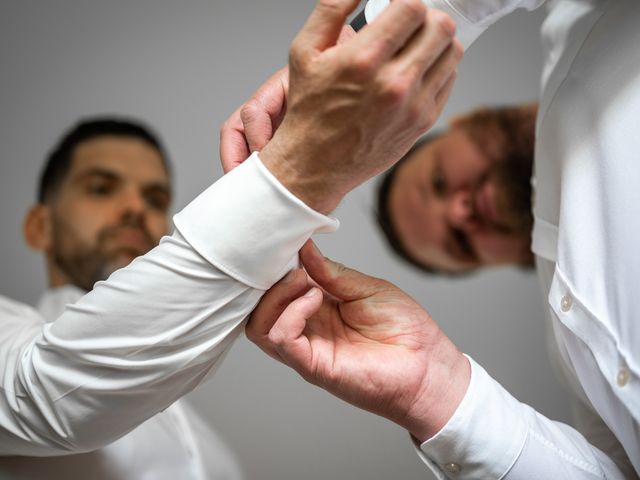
[294,0,361,53]
[300,240,388,302]
[219,106,250,173]
[240,67,289,152]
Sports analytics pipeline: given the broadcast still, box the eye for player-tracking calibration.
[432,169,446,196]
[86,179,114,197]
[144,192,170,212]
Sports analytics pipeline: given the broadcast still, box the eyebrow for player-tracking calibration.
[73,167,171,195]
[73,167,120,182]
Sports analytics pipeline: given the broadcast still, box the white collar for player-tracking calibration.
[36,285,87,323]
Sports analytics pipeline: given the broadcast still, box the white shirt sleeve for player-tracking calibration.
[414,357,630,479]
[0,152,338,456]
[364,0,546,49]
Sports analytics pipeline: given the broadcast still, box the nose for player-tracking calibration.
[446,189,479,232]
[118,187,147,219]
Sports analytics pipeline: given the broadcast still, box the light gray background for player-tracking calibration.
[0,1,571,479]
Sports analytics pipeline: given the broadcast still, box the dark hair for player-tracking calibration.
[376,132,449,275]
[38,117,171,203]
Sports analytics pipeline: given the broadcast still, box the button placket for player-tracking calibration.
[560,293,573,312]
[443,463,462,475]
[616,366,630,387]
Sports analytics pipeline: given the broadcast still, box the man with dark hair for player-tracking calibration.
[3,117,243,479]
[0,1,460,478]
[376,104,537,274]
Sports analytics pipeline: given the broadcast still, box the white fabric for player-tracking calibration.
[0,286,242,480]
[365,0,544,49]
[0,152,337,478]
[367,0,639,478]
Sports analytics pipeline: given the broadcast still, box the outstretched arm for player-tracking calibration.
[247,241,629,479]
[0,0,460,457]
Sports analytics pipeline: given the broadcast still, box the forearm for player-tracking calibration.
[0,154,337,456]
[0,232,258,456]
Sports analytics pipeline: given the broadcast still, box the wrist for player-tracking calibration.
[259,128,345,215]
[405,340,471,442]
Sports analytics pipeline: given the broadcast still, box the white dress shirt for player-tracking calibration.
[0,286,244,480]
[365,0,640,478]
[0,155,337,478]
[3,3,638,478]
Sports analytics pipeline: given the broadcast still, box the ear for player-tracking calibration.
[23,204,52,252]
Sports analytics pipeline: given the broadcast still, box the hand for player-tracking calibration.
[219,26,357,174]
[246,241,470,441]
[219,66,289,174]
[257,0,462,214]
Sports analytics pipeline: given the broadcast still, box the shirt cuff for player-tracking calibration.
[173,152,339,290]
[364,0,487,50]
[413,355,528,479]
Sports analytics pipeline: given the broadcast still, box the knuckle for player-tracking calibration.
[289,45,311,75]
[452,39,464,61]
[288,42,301,63]
[316,0,346,15]
[268,327,284,346]
[399,0,426,18]
[429,10,456,39]
[240,100,259,123]
[347,50,379,78]
[378,74,412,105]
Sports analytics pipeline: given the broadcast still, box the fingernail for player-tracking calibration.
[304,287,318,298]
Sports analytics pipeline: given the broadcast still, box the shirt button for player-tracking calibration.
[443,463,462,474]
[560,294,573,312]
[617,367,630,387]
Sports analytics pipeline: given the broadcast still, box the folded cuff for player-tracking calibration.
[174,152,339,290]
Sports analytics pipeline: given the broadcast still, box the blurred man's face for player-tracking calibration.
[388,128,533,273]
[48,136,171,290]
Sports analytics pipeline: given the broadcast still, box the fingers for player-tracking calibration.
[412,58,459,134]
[239,67,289,153]
[348,0,427,65]
[268,287,323,371]
[432,70,457,115]
[219,107,250,173]
[421,37,462,96]
[247,268,309,345]
[299,240,387,302]
[220,67,290,173]
[394,9,458,80]
[293,0,362,53]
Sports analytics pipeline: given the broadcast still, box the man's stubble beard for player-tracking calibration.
[51,213,155,292]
